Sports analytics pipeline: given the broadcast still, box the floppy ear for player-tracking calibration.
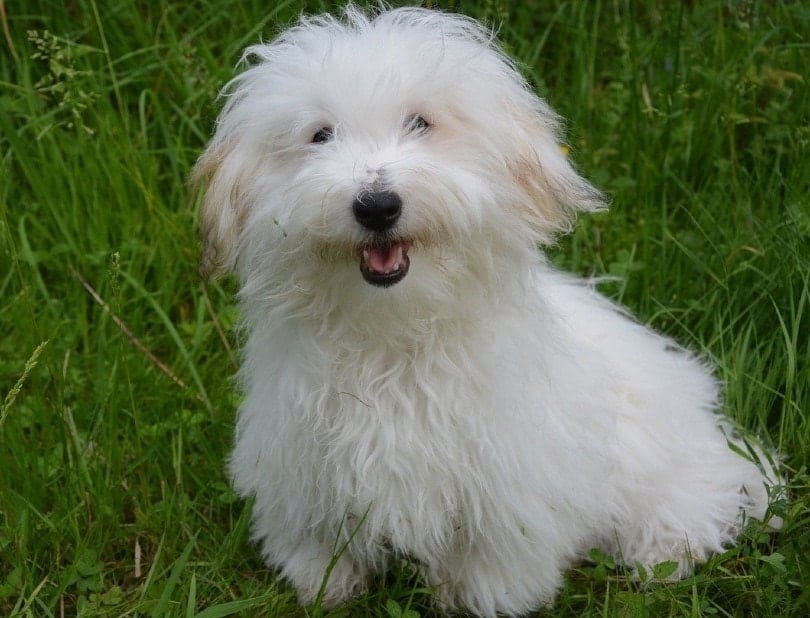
[191,138,260,278]
[508,100,606,243]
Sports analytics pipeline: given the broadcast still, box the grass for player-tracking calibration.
[0,0,807,615]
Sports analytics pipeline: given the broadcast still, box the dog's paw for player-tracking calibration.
[426,555,561,617]
[623,543,706,582]
[281,543,369,609]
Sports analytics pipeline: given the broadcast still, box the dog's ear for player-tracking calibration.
[191,138,259,278]
[507,101,606,243]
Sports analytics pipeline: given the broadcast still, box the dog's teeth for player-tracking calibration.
[359,242,410,277]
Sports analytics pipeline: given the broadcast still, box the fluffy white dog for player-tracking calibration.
[194,5,778,616]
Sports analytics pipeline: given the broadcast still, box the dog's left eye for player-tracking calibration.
[406,115,430,134]
[311,127,334,144]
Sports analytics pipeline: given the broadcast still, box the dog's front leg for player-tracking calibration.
[425,536,566,617]
[271,533,372,608]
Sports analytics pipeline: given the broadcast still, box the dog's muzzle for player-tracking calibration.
[353,191,411,287]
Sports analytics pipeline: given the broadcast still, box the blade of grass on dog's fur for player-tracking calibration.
[309,508,372,616]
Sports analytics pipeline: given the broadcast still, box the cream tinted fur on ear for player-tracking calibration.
[195,5,780,617]
[193,138,259,277]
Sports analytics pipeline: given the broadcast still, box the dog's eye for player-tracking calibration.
[311,127,334,144]
[406,115,430,134]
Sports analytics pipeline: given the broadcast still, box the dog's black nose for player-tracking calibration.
[352,191,402,232]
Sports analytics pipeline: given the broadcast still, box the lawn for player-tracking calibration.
[1,0,808,616]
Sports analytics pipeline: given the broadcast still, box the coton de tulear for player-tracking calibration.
[194,6,779,616]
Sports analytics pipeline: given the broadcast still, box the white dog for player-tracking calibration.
[194,5,778,616]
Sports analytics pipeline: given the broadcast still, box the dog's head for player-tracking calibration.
[193,5,604,307]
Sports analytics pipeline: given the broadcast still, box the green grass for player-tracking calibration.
[1,0,807,616]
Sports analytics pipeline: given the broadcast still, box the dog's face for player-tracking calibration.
[194,7,603,305]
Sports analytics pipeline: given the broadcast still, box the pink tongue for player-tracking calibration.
[366,244,402,273]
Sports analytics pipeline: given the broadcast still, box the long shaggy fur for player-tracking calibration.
[194,5,779,616]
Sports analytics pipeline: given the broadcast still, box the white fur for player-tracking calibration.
[194,6,779,617]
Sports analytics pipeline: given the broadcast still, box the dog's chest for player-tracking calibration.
[308,359,500,550]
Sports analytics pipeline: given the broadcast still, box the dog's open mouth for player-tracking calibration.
[358,240,412,287]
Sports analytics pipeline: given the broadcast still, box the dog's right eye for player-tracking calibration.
[311,127,334,144]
